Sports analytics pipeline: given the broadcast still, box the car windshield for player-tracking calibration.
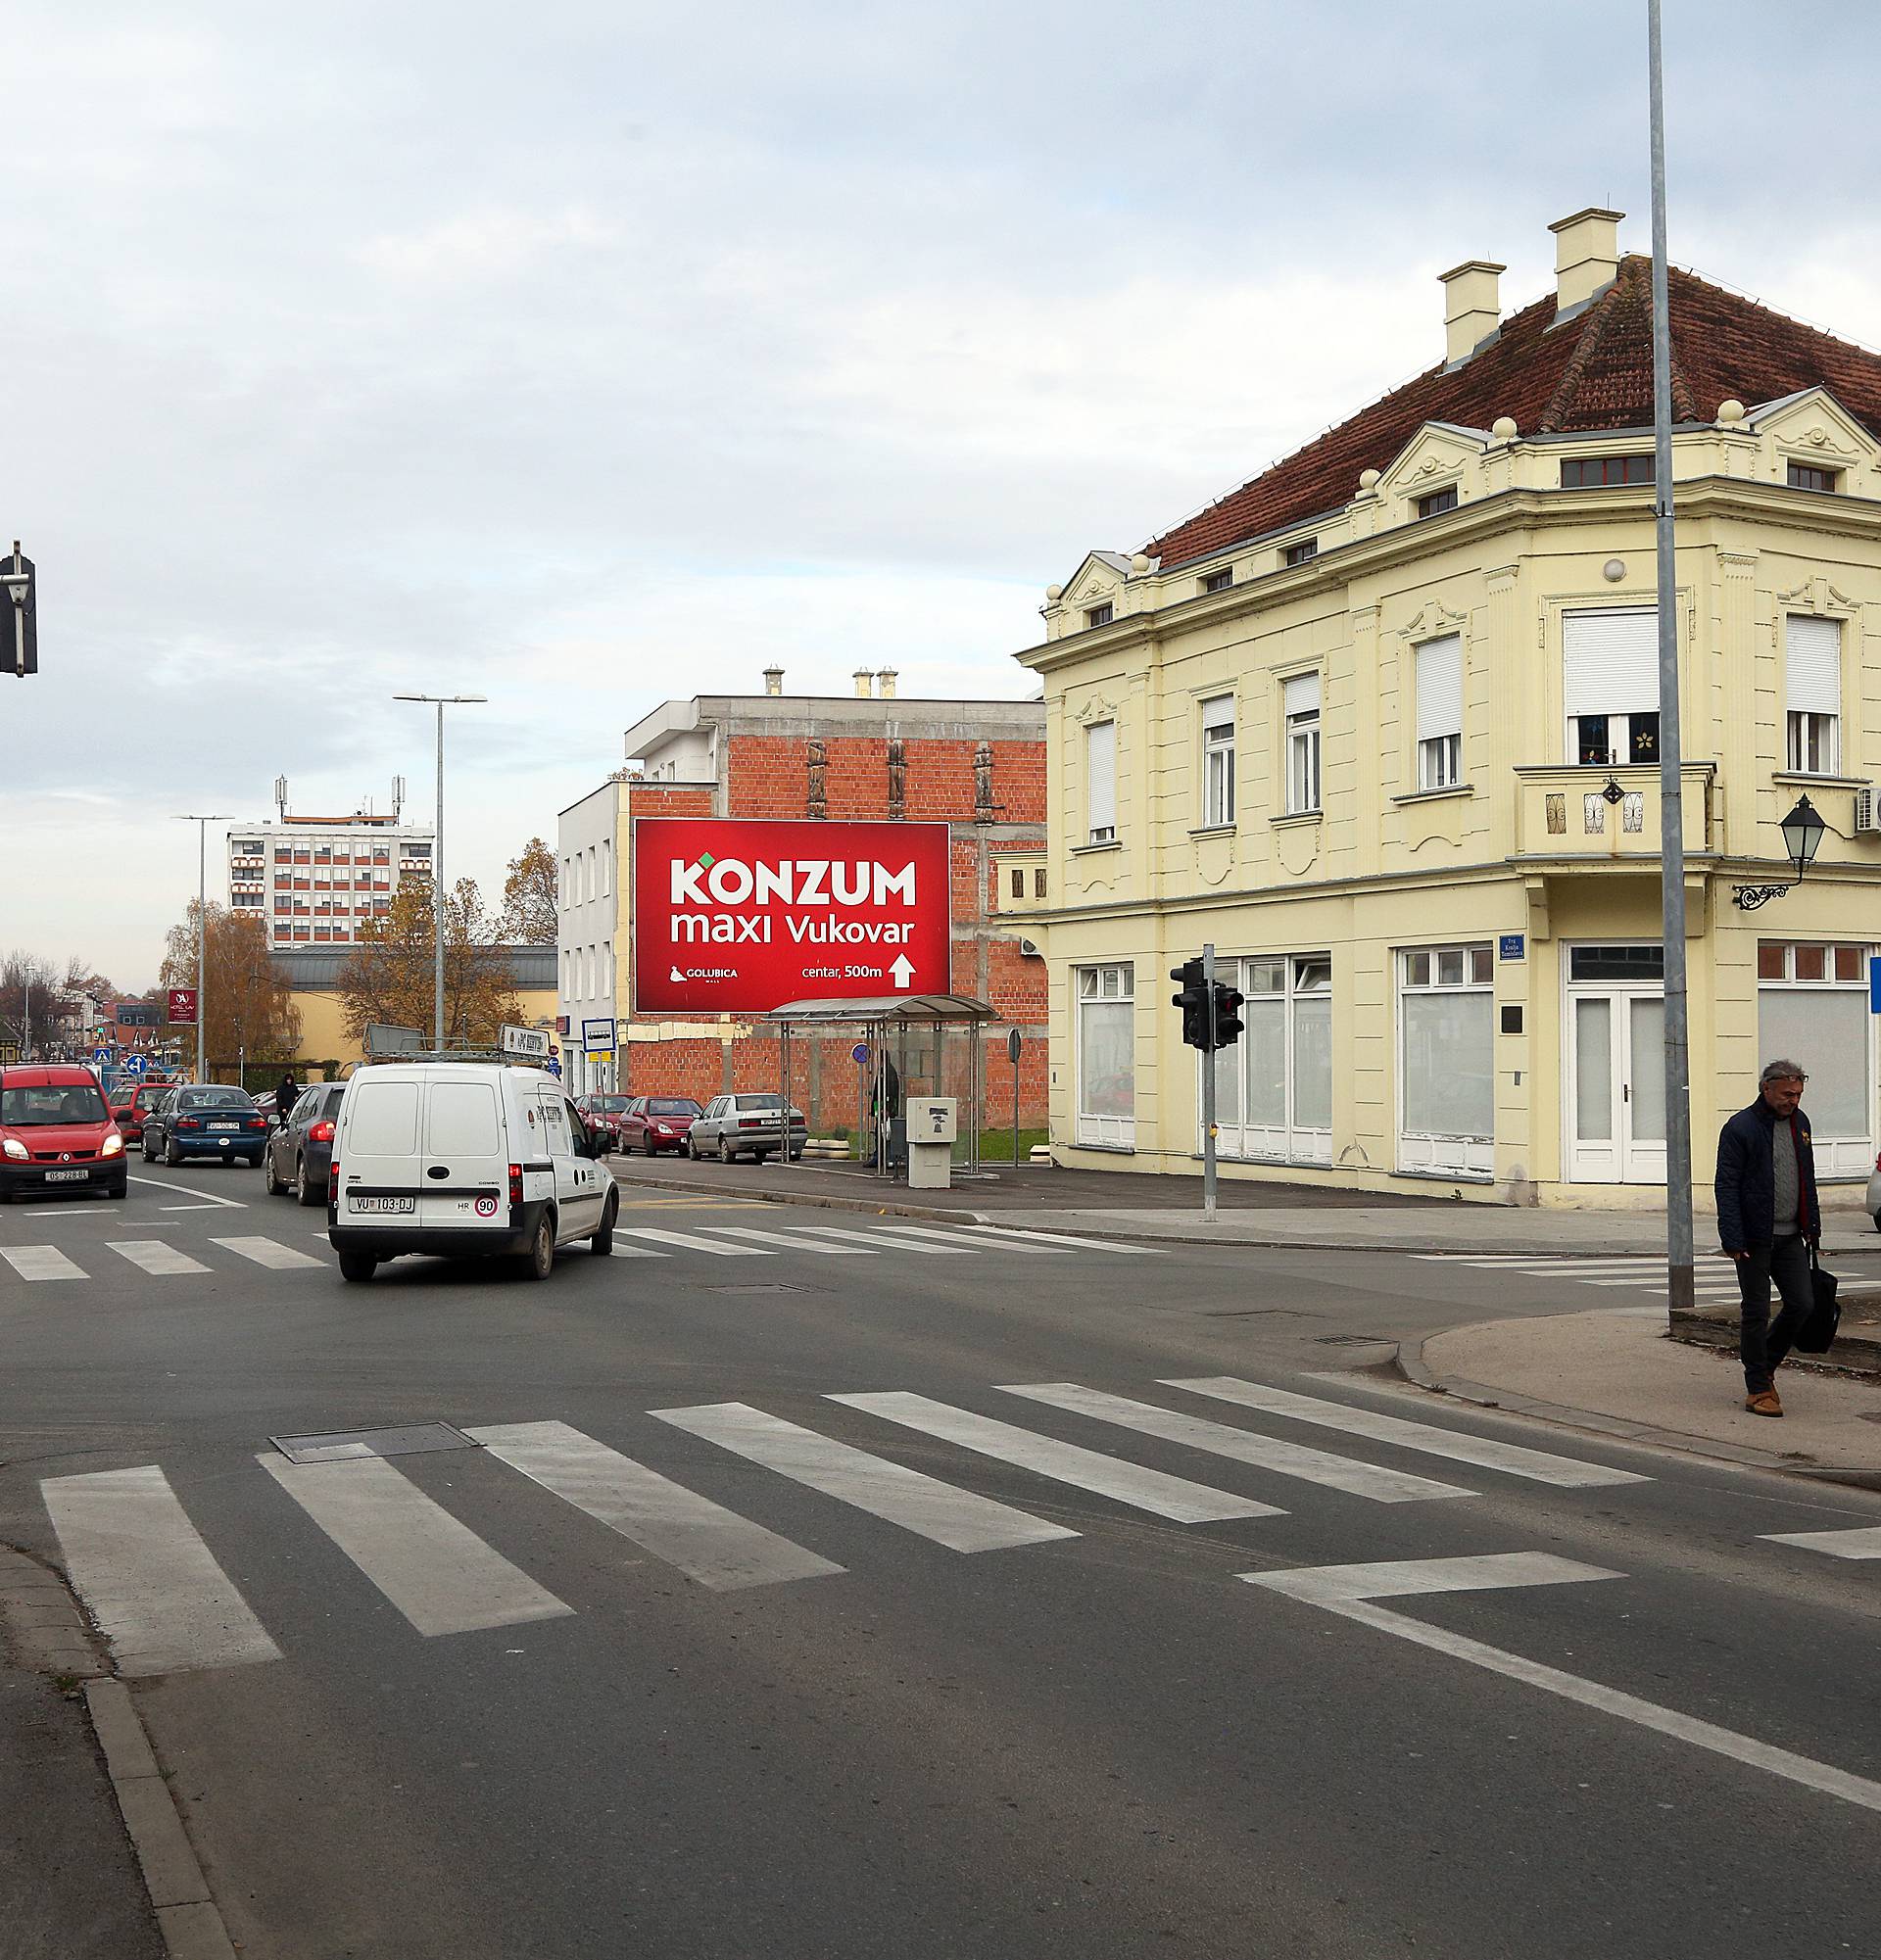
[2,1085,110,1124]
[591,1096,631,1113]
[179,1087,256,1110]
[649,1098,700,1116]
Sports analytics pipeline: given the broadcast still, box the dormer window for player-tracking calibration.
[1787,461,1840,494]
[1085,602,1114,628]
[1200,569,1233,595]
[1415,486,1459,519]
[1283,539,1319,567]
[1562,454,1654,488]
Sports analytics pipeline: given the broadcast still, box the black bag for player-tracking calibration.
[1793,1246,1840,1355]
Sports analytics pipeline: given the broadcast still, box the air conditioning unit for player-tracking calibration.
[1856,787,1881,836]
[1019,937,1041,958]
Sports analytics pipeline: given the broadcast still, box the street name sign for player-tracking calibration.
[581,1018,615,1054]
[631,817,952,1014]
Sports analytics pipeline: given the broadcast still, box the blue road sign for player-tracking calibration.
[1870,955,1881,1013]
[1499,933,1525,962]
[122,1054,148,1077]
[92,1046,114,1066]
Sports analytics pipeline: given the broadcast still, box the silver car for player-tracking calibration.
[686,1092,807,1164]
[1866,1153,1881,1231]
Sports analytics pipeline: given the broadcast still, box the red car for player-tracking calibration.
[0,1065,128,1201]
[618,1095,703,1155]
[574,1093,632,1146]
[110,1081,172,1144]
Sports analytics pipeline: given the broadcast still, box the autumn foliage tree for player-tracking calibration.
[337,878,520,1050]
[502,837,557,945]
[157,907,302,1072]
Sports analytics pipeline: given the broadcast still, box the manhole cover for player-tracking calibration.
[707,1283,812,1297]
[270,1422,477,1465]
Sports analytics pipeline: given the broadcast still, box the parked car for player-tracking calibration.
[142,1084,270,1167]
[0,1065,128,1201]
[619,1095,703,1155]
[110,1080,172,1145]
[1867,1150,1881,1231]
[574,1093,633,1146]
[327,1062,616,1282]
[264,1081,347,1206]
[686,1092,807,1164]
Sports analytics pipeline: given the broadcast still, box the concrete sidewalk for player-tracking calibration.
[608,1152,1881,1258]
[1402,1305,1881,1481]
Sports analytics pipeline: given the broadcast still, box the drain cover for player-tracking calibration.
[270,1422,477,1465]
[707,1283,811,1297]
[1315,1333,1396,1347]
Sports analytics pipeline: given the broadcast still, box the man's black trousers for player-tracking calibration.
[1735,1235,1812,1393]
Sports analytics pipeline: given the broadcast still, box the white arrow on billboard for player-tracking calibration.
[889,955,915,990]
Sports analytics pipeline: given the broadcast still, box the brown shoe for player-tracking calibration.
[1745,1389,1784,1417]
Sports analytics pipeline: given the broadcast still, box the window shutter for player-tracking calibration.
[1282,672,1321,717]
[1085,721,1116,831]
[1201,693,1234,732]
[1786,615,1841,716]
[1415,635,1463,742]
[1563,607,1659,717]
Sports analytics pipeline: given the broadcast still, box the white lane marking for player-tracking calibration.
[1242,1552,1881,1816]
[786,1224,972,1256]
[1413,1254,1734,1269]
[0,1246,87,1281]
[608,1242,670,1259]
[1164,1378,1649,1489]
[211,1235,324,1270]
[259,1454,572,1636]
[129,1173,246,1210]
[866,1223,1051,1254]
[465,1419,841,1591]
[652,1403,1078,1554]
[704,1225,878,1256]
[161,1204,224,1213]
[21,1207,111,1217]
[109,1240,212,1277]
[830,1391,1280,1522]
[41,1465,281,1677]
[1760,1525,1881,1559]
[963,1222,1157,1256]
[613,1227,773,1257]
[999,1383,1472,1505]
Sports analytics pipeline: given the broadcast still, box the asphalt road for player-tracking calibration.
[2,1162,1879,1959]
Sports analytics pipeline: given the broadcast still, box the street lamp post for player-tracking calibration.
[393,694,486,1053]
[174,814,229,1083]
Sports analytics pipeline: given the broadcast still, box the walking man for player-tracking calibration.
[275,1067,301,1129]
[1714,1059,1819,1416]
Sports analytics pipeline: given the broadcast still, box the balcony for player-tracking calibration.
[1511,763,1715,864]
[993,849,1048,918]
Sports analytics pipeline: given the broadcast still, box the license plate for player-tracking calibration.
[209,1122,239,1132]
[352,1195,414,1214]
[44,1168,88,1183]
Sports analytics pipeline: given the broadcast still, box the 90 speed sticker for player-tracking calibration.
[475,1195,500,1218]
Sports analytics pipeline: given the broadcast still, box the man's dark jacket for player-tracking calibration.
[1715,1097,1819,1251]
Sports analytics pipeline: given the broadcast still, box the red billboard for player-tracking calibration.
[167,986,199,1027]
[631,818,952,1013]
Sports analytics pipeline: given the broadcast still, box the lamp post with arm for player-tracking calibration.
[393,694,486,1053]
[173,815,229,1082]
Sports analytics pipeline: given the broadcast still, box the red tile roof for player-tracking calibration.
[1146,257,1881,569]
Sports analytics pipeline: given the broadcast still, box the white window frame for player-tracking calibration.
[1282,674,1321,815]
[1213,953,1332,1167]
[1563,607,1660,766]
[1757,940,1875,1176]
[1396,943,1495,1179]
[1784,615,1841,775]
[1074,963,1134,1148]
[1085,721,1117,844]
[1414,634,1464,792]
[1201,695,1235,827]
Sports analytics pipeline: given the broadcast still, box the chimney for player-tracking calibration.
[1438,260,1504,365]
[762,665,784,696]
[876,668,897,699]
[1549,207,1623,313]
[853,669,874,698]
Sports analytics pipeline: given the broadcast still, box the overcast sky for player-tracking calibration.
[7,0,1881,986]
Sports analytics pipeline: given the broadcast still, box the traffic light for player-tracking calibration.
[2,544,35,678]
[1170,958,1208,1049]
[1211,980,1244,1050]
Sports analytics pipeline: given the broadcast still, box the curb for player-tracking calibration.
[1393,1331,1881,1489]
[611,1167,984,1226]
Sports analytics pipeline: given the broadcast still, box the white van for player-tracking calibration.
[326,1062,618,1282]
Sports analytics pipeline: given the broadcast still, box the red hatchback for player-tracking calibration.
[110,1081,172,1144]
[618,1094,702,1155]
[0,1066,128,1201]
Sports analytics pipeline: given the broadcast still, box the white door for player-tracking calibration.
[419,1076,507,1232]
[538,1093,604,1240]
[1567,985,1666,1184]
[334,1075,423,1235]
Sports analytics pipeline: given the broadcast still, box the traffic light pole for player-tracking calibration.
[1201,942,1218,1220]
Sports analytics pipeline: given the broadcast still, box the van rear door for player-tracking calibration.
[335,1075,423,1234]
[420,1076,507,1231]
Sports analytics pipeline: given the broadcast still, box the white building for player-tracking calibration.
[227,782,435,950]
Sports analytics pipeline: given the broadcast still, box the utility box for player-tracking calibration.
[905,1096,956,1188]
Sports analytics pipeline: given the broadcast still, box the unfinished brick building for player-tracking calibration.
[556,669,1047,1139]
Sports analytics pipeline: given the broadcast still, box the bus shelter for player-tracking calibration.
[764,994,996,1181]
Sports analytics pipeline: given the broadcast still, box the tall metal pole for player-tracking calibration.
[434,700,446,1053]
[1649,0,1695,1316]
[198,818,208,1083]
[1201,942,1219,1220]
[23,972,30,1059]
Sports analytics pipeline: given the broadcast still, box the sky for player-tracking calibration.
[7,0,1881,987]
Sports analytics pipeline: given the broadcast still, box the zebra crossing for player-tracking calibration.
[0,1234,329,1285]
[1414,1250,1749,1306]
[38,1376,1649,1677]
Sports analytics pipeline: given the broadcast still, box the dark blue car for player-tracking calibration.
[141,1084,270,1167]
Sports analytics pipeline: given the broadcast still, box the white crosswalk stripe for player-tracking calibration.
[260,1454,573,1635]
[211,1235,325,1270]
[998,1383,1473,1504]
[1413,1250,1746,1303]
[1162,1378,1649,1488]
[866,1223,1054,1254]
[42,1465,282,1676]
[830,1391,1281,1522]
[0,1245,88,1281]
[704,1225,880,1255]
[109,1240,212,1277]
[608,1242,670,1259]
[466,1417,843,1590]
[651,1402,1078,1553]
[613,1227,773,1257]
[785,1224,973,1256]
[1760,1525,1881,1560]
[964,1222,1156,1255]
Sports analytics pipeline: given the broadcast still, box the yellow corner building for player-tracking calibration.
[1006,209,1881,1210]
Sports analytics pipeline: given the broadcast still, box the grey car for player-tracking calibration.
[686,1092,807,1164]
[264,1081,346,1206]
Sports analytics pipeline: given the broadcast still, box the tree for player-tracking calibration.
[337,877,521,1050]
[157,907,302,1074]
[502,837,557,945]
[0,951,115,1055]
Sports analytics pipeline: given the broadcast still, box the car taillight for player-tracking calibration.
[740,1117,762,1129]
[175,1117,201,1131]
[329,1160,340,1204]
[246,1116,266,1129]
[310,1120,335,1143]
[508,1163,523,1206]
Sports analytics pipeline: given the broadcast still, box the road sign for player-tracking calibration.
[1870,955,1881,1013]
[1006,1028,1022,1065]
[167,986,198,1027]
[1499,933,1525,962]
[850,1041,870,1065]
[500,1025,552,1061]
[630,817,952,1014]
[581,1018,616,1054]
[122,1054,148,1077]
[363,1021,425,1057]
[92,1046,115,1066]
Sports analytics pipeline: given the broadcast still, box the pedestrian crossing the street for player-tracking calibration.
[1413,1251,1749,1306]
[37,1374,1659,1677]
